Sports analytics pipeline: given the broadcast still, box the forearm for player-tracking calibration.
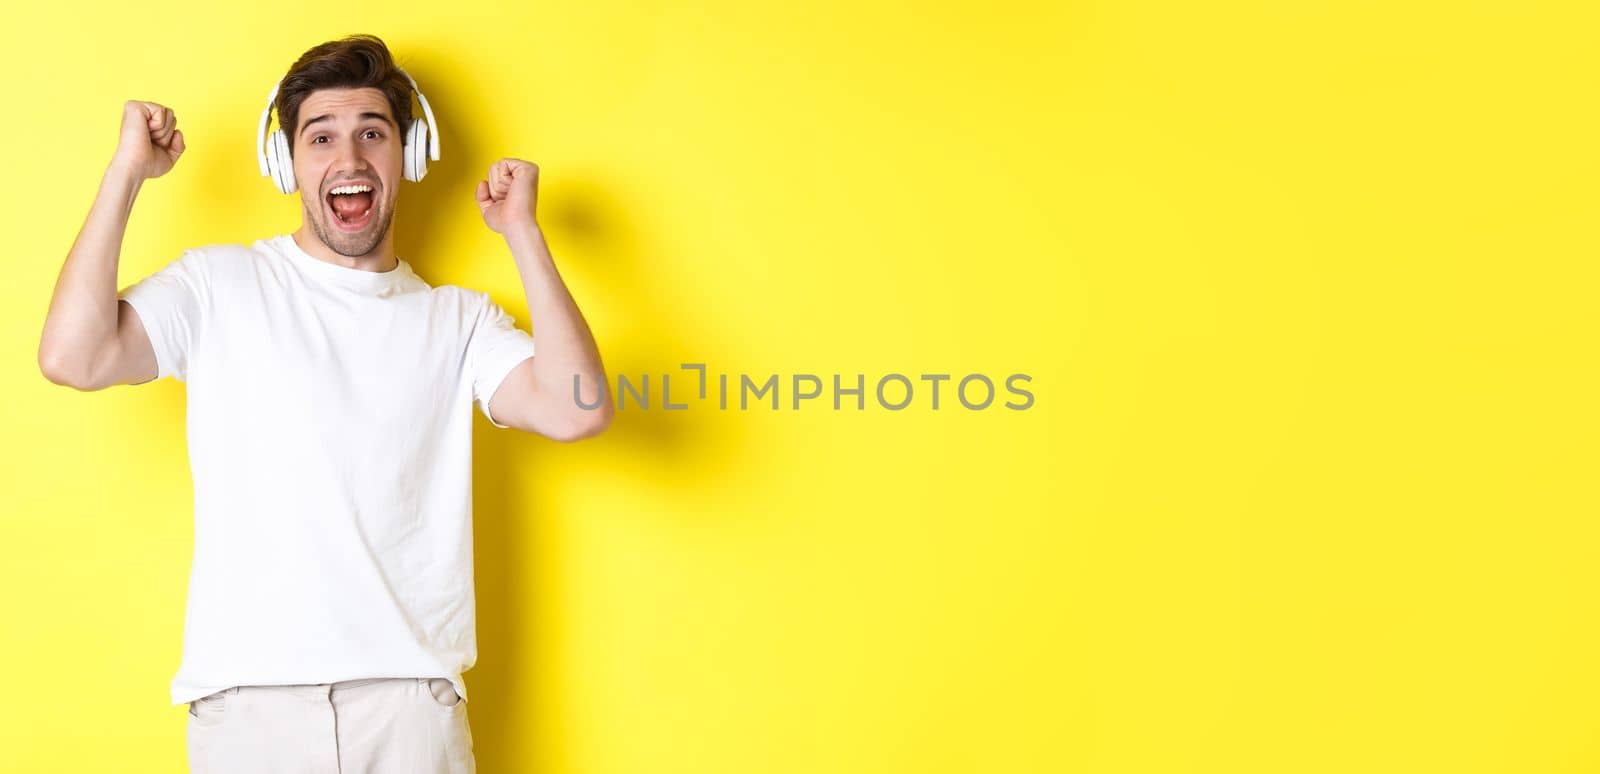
[503,222,609,411]
[39,160,143,383]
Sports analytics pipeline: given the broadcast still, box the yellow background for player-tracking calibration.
[2,1,1596,772]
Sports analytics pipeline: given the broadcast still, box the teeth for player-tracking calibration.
[329,184,373,195]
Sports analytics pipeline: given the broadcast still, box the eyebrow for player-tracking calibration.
[300,112,395,137]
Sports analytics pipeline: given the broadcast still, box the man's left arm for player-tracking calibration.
[477,158,613,441]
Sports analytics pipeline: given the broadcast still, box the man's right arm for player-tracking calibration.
[38,101,185,391]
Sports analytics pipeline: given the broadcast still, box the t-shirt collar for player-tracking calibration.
[273,234,412,294]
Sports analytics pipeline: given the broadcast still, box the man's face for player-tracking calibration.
[291,87,402,258]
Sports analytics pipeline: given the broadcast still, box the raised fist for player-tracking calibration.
[475,158,540,235]
[113,100,185,180]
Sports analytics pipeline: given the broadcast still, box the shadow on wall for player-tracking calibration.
[390,55,759,771]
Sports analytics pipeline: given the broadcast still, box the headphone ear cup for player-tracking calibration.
[404,117,428,182]
[268,130,296,194]
[264,129,283,192]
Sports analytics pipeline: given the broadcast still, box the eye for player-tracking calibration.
[311,136,328,144]
[364,129,383,140]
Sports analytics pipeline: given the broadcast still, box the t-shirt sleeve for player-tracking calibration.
[117,249,211,383]
[467,292,537,429]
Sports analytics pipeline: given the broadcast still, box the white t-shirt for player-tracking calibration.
[119,233,536,706]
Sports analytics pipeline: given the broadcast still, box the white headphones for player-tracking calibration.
[256,69,441,195]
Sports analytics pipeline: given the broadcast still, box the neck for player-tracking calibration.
[290,224,398,273]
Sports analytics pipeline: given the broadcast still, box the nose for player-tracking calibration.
[329,138,372,177]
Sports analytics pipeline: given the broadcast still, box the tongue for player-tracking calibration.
[331,191,373,221]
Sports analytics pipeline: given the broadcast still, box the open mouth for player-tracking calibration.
[326,183,376,232]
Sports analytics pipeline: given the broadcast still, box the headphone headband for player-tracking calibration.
[401,70,441,161]
[256,80,281,177]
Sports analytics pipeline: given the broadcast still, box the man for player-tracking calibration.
[36,34,612,773]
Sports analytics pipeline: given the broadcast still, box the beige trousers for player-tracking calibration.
[185,677,476,774]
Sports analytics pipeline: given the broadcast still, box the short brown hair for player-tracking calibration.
[276,34,414,159]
